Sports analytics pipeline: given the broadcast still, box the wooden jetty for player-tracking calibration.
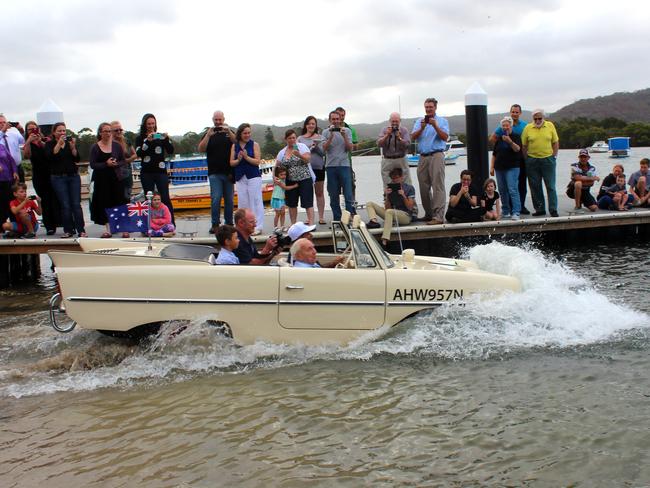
[1,208,649,287]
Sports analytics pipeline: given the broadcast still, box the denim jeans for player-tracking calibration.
[326,166,355,221]
[495,167,521,215]
[51,174,85,234]
[526,156,557,212]
[141,172,174,223]
[209,173,234,225]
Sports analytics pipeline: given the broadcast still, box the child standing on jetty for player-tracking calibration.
[2,183,41,239]
[271,166,297,231]
[481,178,502,221]
[147,192,175,237]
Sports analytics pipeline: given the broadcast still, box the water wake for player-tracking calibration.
[2,243,648,397]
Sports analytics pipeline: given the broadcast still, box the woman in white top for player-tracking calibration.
[276,129,313,225]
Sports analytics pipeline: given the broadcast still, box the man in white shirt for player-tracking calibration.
[0,115,25,182]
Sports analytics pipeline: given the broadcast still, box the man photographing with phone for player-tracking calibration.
[198,110,237,233]
[365,167,418,247]
[411,98,449,225]
[322,110,354,221]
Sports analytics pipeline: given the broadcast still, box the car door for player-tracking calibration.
[278,266,386,330]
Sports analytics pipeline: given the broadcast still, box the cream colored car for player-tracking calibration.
[48,213,520,345]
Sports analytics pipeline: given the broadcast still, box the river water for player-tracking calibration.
[2,151,650,487]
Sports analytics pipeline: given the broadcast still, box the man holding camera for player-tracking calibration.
[377,112,411,187]
[365,167,418,247]
[233,208,279,265]
[322,110,354,221]
[411,98,449,225]
[198,111,237,233]
[0,115,25,182]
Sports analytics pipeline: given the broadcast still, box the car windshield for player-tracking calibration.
[361,228,394,268]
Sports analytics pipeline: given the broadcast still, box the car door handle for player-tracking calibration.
[285,285,304,290]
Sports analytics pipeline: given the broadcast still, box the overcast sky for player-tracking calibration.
[3,0,649,134]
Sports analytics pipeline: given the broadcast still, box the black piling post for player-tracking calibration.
[465,82,489,187]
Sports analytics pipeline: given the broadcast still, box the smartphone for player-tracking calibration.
[29,195,37,200]
[424,115,430,123]
[293,144,298,150]
[387,183,401,192]
[153,133,163,140]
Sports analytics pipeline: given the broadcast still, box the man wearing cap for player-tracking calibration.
[521,109,560,217]
[232,208,279,265]
[567,149,600,213]
[411,97,449,225]
[377,112,412,187]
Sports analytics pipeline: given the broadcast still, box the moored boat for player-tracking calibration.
[608,137,631,158]
[588,140,608,153]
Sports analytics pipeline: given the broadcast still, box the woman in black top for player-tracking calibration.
[46,122,86,238]
[135,113,174,223]
[445,169,484,223]
[23,121,60,234]
[490,116,523,218]
[90,122,128,237]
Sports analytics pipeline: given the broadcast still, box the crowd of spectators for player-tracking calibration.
[2,100,649,244]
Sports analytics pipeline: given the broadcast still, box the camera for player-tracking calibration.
[273,229,292,248]
[391,125,399,133]
[331,127,341,132]
[9,122,19,128]
[29,195,37,200]
[424,115,430,123]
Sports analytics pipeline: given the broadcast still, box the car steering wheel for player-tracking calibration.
[335,246,354,269]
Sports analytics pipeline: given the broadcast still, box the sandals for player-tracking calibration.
[61,232,74,239]
[101,232,112,238]
[318,220,326,225]
[121,232,130,238]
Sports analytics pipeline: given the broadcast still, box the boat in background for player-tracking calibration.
[132,156,275,210]
[588,141,609,153]
[608,137,631,158]
[408,139,466,167]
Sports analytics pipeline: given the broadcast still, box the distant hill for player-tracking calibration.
[250,112,534,143]
[550,88,650,122]
[238,87,650,143]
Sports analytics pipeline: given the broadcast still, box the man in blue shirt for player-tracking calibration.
[489,104,530,214]
[411,98,449,224]
[290,238,321,268]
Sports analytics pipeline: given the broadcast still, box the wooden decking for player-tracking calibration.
[1,208,648,255]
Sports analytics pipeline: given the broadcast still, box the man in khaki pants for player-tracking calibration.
[365,167,418,246]
[410,98,449,224]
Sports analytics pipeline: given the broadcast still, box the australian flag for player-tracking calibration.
[108,202,150,233]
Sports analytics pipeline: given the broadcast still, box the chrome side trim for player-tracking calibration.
[66,297,277,305]
[66,297,386,306]
[278,300,384,306]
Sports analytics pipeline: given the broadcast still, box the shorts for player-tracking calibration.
[270,197,285,210]
[313,168,325,182]
[285,178,314,208]
[8,221,39,234]
[566,182,596,207]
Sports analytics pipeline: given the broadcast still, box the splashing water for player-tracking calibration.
[2,243,648,397]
